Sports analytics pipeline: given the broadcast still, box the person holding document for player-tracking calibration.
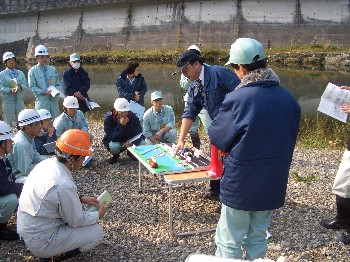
[17,129,107,261]
[34,109,57,155]
[103,98,145,164]
[0,52,27,126]
[28,45,63,119]
[62,53,91,114]
[320,86,350,245]
[143,91,177,145]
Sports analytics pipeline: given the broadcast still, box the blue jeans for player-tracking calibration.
[215,204,272,260]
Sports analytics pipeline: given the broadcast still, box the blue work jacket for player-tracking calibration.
[209,72,301,211]
[182,64,240,121]
[116,71,147,106]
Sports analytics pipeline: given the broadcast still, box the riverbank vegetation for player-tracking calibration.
[21,42,350,69]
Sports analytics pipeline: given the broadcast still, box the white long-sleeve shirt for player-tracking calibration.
[17,158,99,237]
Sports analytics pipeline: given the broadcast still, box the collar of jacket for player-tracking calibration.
[235,68,280,90]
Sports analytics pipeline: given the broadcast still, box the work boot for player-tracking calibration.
[0,223,19,241]
[190,133,201,150]
[108,154,119,164]
[320,217,343,229]
[38,258,51,262]
[320,196,350,230]
[340,234,350,244]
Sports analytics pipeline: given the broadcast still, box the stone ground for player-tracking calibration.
[1,123,350,261]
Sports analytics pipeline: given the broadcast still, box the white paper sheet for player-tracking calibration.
[47,86,61,97]
[317,82,350,123]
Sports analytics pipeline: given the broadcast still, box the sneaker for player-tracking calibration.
[108,155,119,164]
[203,192,219,201]
[0,228,19,241]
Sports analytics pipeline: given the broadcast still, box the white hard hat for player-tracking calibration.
[188,45,201,53]
[18,109,41,127]
[37,109,52,120]
[0,121,14,141]
[114,98,130,112]
[3,52,15,62]
[35,45,49,56]
[63,96,79,108]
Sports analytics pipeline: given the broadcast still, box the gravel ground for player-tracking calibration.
[1,123,350,262]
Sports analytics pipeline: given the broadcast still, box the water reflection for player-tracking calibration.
[11,64,350,119]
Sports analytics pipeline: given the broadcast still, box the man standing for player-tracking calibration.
[28,45,63,119]
[209,38,300,260]
[0,52,28,126]
[174,50,240,199]
[62,53,91,113]
[179,45,212,149]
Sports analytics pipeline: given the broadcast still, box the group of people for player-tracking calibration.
[0,37,348,262]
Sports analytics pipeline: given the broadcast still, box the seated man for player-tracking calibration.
[54,96,93,140]
[103,98,145,164]
[143,91,177,145]
[0,121,23,242]
[8,109,46,183]
[34,109,57,155]
[17,129,107,261]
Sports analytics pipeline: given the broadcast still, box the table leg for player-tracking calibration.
[169,183,173,237]
[138,161,142,191]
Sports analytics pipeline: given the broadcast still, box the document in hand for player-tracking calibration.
[87,190,112,212]
[47,86,61,97]
[129,100,145,121]
[43,141,56,153]
[127,133,143,143]
[84,97,100,110]
[318,82,350,123]
[82,148,95,167]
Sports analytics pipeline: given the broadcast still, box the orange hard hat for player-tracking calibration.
[56,129,92,156]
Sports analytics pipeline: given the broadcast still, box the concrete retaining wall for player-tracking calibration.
[0,0,349,57]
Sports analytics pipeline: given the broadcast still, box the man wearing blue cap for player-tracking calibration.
[209,38,301,260]
[62,53,91,113]
[173,50,240,200]
[143,91,177,145]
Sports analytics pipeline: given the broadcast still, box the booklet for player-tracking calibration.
[87,190,112,212]
[47,86,61,97]
[129,100,145,120]
[127,133,143,143]
[84,97,100,110]
[43,141,56,153]
[317,82,350,123]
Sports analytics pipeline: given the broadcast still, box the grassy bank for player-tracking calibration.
[19,43,350,69]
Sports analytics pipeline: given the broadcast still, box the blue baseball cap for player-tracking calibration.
[151,91,163,101]
[225,38,266,65]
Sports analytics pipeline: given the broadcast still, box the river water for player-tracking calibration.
[15,64,350,120]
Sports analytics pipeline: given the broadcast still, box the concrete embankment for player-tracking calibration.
[0,0,350,59]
